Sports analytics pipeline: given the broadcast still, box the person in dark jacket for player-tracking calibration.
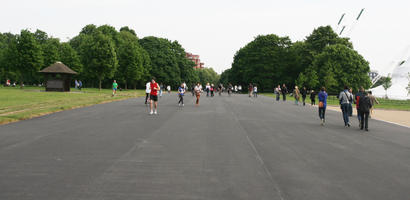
[282,84,288,101]
[310,90,316,105]
[301,87,307,106]
[355,86,365,124]
[359,92,372,131]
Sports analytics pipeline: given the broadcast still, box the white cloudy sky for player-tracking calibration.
[1,0,410,75]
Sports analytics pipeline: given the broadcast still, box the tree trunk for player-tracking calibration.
[125,81,127,90]
[99,78,102,91]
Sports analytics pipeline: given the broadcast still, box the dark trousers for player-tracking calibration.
[319,107,326,120]
[348,103,353,117]
[178,95,184,104]
[357,109,362,122]
[302,96,306,106]
[276,94,280,101]
[341,103,350,126]
[282,94,286,101]
[360,111,369,129]
[145,93,149,104]
[311,99,315,105]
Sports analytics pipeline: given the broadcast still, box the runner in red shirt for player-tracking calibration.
[149,78,160,115]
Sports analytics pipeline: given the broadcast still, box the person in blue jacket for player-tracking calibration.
[318,87,328,126]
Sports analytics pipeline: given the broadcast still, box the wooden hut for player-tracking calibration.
[39,62,77,92]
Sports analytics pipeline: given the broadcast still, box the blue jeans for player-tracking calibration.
[319,107,326,120]
[341,103,350,126]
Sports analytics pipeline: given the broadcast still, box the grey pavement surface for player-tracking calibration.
[1,93,410,200]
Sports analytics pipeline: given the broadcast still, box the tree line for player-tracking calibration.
[0,24,219,89]
[220,26,372,94]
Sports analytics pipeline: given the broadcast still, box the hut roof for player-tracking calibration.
[39,62,77,74]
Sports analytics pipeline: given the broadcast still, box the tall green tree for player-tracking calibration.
[79,31,118,90]
[382,75,392,98]
[139,36,181,88]
[300,44,371,93]
[16,30,43,86]
[116,31,145,89]
[59,42,82,75]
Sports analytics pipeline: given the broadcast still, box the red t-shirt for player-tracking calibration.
[150,83,159,96]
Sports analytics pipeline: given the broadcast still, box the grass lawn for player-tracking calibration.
[262,93,410,111]
[0,86,145,124]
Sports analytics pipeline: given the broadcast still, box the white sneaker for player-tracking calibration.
[154,110,157,115]
[150,110,153,115]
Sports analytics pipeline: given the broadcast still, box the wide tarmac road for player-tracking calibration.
[1,93,410,200]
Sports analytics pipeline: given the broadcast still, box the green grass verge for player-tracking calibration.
[0,86,145,124]
[262,93,410,111]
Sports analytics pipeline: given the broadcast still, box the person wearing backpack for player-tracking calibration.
[318,87,328,126]
[339,86,354,127]
[359,92,372,131]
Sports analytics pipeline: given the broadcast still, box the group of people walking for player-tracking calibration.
[116,79,379,131]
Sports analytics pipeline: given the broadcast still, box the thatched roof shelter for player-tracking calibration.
[39,62,77,92]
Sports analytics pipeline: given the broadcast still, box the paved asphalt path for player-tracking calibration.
[1,93,410,200]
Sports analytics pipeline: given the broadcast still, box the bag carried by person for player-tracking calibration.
[319,101,324,108]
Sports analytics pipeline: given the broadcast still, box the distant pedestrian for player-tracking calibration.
[210,84,215,97]
[339,86,354,127]
[159,83,164,97]
[318,87,328,125]
[238,85,242,93]
[248,83,253,97]
[275,85,281,101]
[178,83,185,107]
[368,91,379,117]
[310,90,316,105]
[253,85,258,97]
[112,80,118,97]
[167,85,171,94]
[355,87,365,125]
[228,83,233,96]
[206,83,211,97]
[145,81,151,104]
[218,84,223,96]
[293,86,300,105]
[194,83,202,105]
[282,84,288,101]
[75,79,79,89]
[301,87,307,106]
[234,85,238,93]
[359,92,372,131]
[78,80,82,90]
[348,88,353,117]
[149,78,160,115]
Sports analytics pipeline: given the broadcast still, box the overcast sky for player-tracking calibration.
[1,0,410,75]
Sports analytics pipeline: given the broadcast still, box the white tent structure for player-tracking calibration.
[371,58,410,100]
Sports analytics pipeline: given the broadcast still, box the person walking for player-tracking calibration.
[218,84,223,96]
[149,78,160,115]
[368,91,379,117]
[112,80,118,97]
[253,85,258,98]
[206,83,210,97]
[339,86,354,127]
[210,84,215,97]
[301,86,307,106]
[293,86,300,105]
[145,81,151,104]
[75,79,79,90]
[228,83,233,96]
[282,84,288,101]
[194,83,202,105]
[78,80,82,90]
[234,85,238,93]
[238,85,242,93]
[348,88,353,117]
[178,83,185,107]
[359,92,372,131]
[167,85,171,94]
[310,90,316,105]
[159,83,164,97]
[275,85,281,101]
[318,87,328,125]
[248,83,253,97]
[355,86,365,125]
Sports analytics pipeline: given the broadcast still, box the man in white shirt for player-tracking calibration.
[145,81,151,104]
